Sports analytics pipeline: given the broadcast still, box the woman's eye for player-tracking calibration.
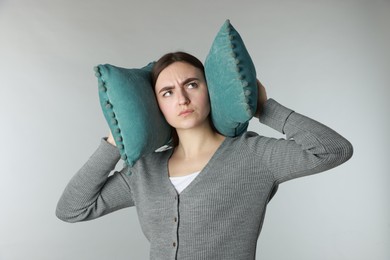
[187,82,198,89]
[162,90,173,97]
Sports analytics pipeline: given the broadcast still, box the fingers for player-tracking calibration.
[107,130,117,146]
[254,79,268,118]
[257,79,267,103]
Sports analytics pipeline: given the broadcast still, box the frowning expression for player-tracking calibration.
[154,62,210,130]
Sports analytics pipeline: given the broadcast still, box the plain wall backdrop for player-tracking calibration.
[1,0,389,259]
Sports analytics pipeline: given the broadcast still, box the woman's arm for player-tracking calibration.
[56,138,134,223]
[254,80,353,184]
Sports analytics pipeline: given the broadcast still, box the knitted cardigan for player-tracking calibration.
[56,99,353,260]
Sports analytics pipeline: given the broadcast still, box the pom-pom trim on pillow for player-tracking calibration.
[94,63,171,174]
[205,19,258,137]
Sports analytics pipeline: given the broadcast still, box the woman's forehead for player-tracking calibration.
[156,62,204,85]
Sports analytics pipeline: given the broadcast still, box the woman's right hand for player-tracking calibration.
[107,130,116,146]
[254,79,268,118]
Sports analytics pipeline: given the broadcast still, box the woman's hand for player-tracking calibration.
[254,79,268,118]
[107,130,117,147]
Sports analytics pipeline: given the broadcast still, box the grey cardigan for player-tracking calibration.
[56,99,353,260]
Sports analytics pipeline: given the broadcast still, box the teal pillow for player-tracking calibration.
[94,63,171,171]
[205,19,258,137]
[93,20,256,170]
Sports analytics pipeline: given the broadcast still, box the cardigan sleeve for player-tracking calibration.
[257,99,353,184]
[56,138,135,223]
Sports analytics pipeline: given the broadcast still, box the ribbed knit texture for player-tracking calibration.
[56,99,353,260]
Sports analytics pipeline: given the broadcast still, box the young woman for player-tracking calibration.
[56,52,353,259]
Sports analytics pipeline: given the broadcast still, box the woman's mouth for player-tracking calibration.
[179,109,194,116]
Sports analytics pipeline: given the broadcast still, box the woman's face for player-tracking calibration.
[154,61,210,131]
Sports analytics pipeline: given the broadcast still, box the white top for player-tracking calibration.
[169,171,200,194]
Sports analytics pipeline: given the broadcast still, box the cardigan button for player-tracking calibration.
[173,242,176,247]
[174,217,177,222]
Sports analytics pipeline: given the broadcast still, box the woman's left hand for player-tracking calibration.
[254,79,268,118]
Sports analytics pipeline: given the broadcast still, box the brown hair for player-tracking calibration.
[152,51,205,87]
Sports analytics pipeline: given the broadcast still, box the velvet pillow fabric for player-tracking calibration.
[95,63,171,171]
[94,19,257,169]
[205,19,258,137]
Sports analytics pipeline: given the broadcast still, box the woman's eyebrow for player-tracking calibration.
[158,77,200,94]
[181,77,199,86]
[158,86,174,94]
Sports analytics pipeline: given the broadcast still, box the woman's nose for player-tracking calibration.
[178,88,190,105]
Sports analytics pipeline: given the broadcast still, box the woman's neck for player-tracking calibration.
[175,123,225,159]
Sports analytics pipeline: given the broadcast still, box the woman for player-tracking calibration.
[56,52,353,259]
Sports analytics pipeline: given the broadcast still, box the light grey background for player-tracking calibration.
[1,0,389,259]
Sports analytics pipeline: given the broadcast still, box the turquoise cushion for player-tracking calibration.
[94,63,171,171]
[93,20,257,170]
[205,19,258,137]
